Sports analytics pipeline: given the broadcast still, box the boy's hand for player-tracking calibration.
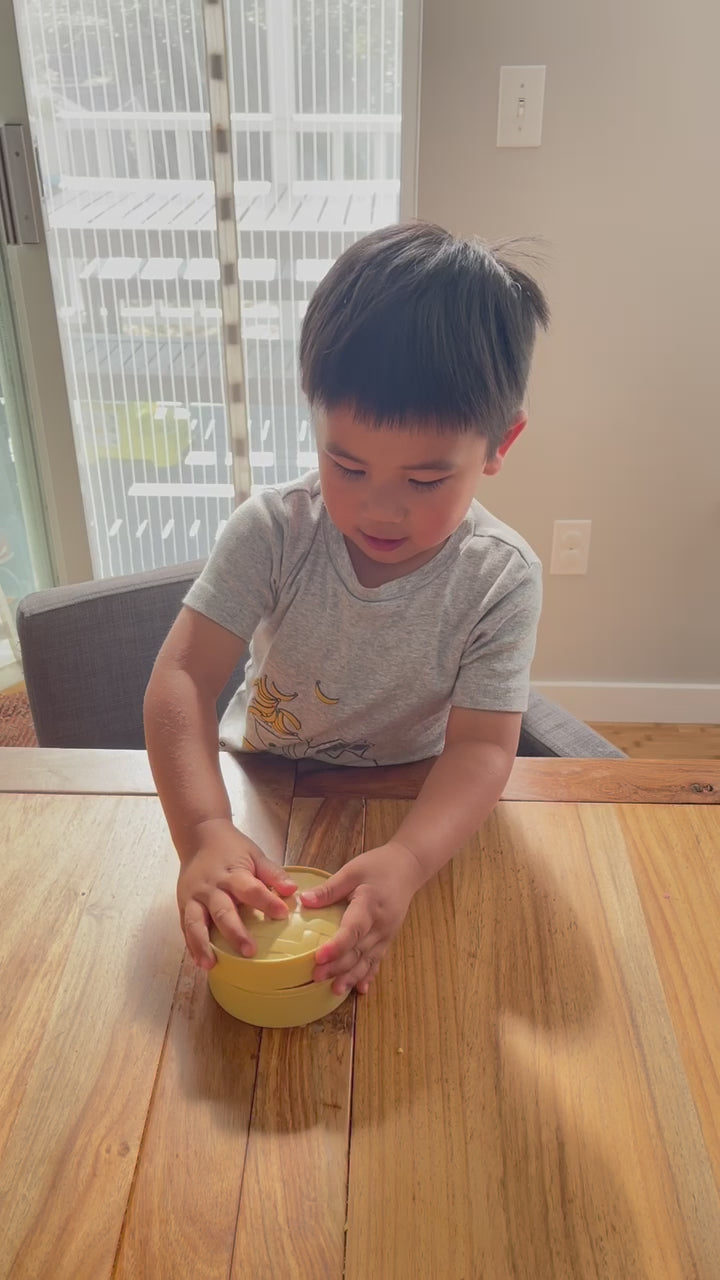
[177,818,297,969]
[300,843,425,996]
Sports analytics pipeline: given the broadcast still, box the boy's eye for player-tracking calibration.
[332,460,365,480]
[330,458,447,491]
[408,477,448,492]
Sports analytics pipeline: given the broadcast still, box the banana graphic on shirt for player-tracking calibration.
[243,674,379,764]
[314,681,339,706]
[247,675,302,738]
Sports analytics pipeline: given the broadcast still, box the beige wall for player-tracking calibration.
[418,0,720,686]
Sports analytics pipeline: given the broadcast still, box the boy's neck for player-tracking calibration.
[344,536,448,588]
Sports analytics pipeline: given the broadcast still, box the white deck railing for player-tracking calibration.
[17,0,403,577]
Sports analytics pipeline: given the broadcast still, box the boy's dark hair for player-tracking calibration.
[299,220,549,454]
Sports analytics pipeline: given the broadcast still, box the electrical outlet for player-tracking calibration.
[550,520,592,575]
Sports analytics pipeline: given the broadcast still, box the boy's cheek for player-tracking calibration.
[417,505,464,546]
[317,474,350,527]
[431,489,478,540]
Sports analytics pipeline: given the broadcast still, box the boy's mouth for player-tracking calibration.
[360,532,408,552]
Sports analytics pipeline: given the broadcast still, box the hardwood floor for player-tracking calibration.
[591,723,720,760]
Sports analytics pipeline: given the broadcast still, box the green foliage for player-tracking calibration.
[90,401,191,468]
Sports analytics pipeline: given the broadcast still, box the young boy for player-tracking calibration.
[144,220,549,999]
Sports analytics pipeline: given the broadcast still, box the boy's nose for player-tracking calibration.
[361,489,406,524]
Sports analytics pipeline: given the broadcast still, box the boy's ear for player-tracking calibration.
[482,413,527,476]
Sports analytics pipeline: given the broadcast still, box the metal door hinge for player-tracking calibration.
[0,123,41,246]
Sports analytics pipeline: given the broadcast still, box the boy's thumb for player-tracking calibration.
[300,868,351,909]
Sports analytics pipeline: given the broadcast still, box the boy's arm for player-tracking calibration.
[392,706,521,881]
[145,606,297,965]
[302,706,521,993]
[144,606,244,859]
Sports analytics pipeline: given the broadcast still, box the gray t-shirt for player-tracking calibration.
[184,472,542,767]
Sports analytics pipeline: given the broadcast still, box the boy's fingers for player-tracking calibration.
[227,872,290,924]
[207,890,257,957]
[300,866,353,909]
[183,901,215,970]
[315,901,374,967]
[333,953,380,996]
[252,853,297,896]
[313,930,381,982]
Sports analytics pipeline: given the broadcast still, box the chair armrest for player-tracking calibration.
[519,691,626,758]
[17,560,245,749]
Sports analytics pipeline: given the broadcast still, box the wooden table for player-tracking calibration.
[1,748,719,1279]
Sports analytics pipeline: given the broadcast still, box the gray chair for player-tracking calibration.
[17,563,625,758]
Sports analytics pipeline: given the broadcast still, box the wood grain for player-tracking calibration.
[0,794,111,1162]
[113,752,296,1279]
[0,746,158,794]
[592,722,720,760]
[4,746,719,806]
[619,803,720,1188]
[0,795,181,1280]
[453,802,720,1277]
[295,755,720,804]
[294,756,434,799]
[113,953,262,1280]
[3,771,719,1279]
[232,798,363,1280]
[345,800,474,1280]
[221,753,297,857]
[0,748,297,825]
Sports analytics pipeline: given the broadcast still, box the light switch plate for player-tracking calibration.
[497,65,546,148]
[550,520,592,575]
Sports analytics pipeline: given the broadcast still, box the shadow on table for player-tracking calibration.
[114,801,658,1272]
[121,893,258,1120]
[455,805,650,1275]
[122,891,184,1027]
[170,966,357,1135]
[126,907,353,1136]
[468,807,604,1034]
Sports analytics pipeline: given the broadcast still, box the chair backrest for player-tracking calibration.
[17,561,247,748]
[18,563,625,758]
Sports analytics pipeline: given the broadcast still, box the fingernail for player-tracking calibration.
[301,890,318,904]
[337,983,348,995]
[241,943,253,957]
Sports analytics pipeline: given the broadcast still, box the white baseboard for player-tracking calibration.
[532,681,720,723]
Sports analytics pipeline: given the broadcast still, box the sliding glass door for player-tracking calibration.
[0,234,52,669]
[5,0,417,579]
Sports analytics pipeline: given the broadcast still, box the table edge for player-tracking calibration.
[1,747,719,804]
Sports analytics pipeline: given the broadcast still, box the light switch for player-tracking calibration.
[550,520,592,575]
[497,66,546,148]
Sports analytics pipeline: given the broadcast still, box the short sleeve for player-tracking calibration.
[183,490,286,640]
[452,559,542,713]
